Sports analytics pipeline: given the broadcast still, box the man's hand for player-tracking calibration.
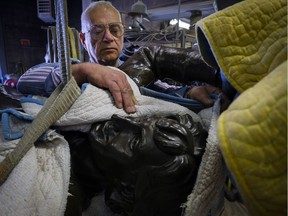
[185,83,231,112]
[72,63,137,113]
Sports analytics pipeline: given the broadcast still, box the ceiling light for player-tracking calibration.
[128,0,149,19]
[169,19,190,30]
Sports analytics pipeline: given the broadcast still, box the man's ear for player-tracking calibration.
[79,32,87,50]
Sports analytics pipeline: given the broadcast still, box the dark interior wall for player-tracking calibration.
[0,0,82,82]
[0,0,47,80]
[68,0,82,31]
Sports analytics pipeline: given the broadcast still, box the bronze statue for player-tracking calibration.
[88,113,208,216]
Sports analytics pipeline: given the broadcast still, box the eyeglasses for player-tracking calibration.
[84,22,125,39]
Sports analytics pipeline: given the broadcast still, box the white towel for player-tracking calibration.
[22,68,202,131]
[0,130,70,216]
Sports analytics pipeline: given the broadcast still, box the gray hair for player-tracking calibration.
[81,1,121,33]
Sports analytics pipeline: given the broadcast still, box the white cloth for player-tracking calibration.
[22,68,202,131]
[0,130,70,216]
[183,97,226,216]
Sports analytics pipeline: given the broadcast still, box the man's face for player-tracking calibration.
[82,7,124,66]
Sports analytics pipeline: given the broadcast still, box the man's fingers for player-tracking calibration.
[108,73,137,113]
[115,72,137,113]
[203,83,222,94]
[121,87,137,113]
[186,86,214,107]
[108,81,125,108]
[81,65,137,113]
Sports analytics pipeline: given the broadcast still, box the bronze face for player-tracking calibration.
[89,113,207,216]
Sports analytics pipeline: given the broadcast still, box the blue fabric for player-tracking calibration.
[19,95,45,105]
[168,86,190,97]
[140,87,206,113]
[220,71,238,100]
[17,59,80,97]
[81,83,89,92]
[44,72,59,95]
[0,108,34,140]
[0,101,52,141]
[17,80,49,96]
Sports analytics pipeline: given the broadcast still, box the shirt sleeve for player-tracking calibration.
[16,63,62,96]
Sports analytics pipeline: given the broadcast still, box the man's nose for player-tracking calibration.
[102,28,114,41]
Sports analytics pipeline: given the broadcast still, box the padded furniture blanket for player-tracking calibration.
[19,68,201,131]
[1,68,227,216]
[195,0,287,215]
[196,0,286,93]
[0,129,70,216]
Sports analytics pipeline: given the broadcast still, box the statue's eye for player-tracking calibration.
[103,121,120,142]
[129,131,142,151]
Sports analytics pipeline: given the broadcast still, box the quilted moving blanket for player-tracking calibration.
[0,129,70,216]
[195,0,287,215]
[196,0,287,93]
[20,68,201,131]
[1,68,226,216]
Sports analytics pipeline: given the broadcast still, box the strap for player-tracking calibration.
[0,0,81,186]
[0,78,81,185]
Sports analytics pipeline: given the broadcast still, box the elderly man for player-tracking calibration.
[17,1,137,113]
[17,1,230,114]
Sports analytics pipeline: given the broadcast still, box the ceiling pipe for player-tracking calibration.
[147,0,214,21]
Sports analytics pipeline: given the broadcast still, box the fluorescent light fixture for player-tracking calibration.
[169,19,190,29]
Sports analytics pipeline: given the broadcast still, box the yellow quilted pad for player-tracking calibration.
[195,0,287,215]
[196,0,287,93]
[218,60,287,216]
